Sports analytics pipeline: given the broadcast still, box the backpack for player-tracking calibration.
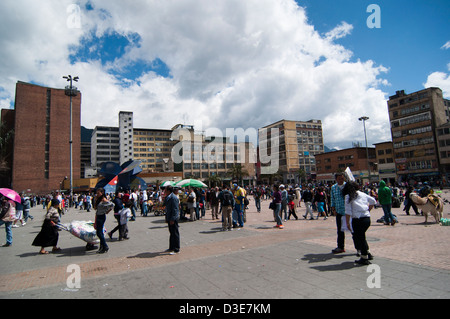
[222,191,233,206]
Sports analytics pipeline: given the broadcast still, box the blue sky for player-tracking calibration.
[0,0,449,149]
[297,0,450,96]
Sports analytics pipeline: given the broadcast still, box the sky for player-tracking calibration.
[0,0,449,150]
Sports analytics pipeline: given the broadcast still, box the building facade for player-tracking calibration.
[91,126,120,169]
[315,147,377,185]
[11,81,81,194]
[133,127,175,172]
[374,141,396,184]
[388,88,448,184]
[259,119,324,183]
[119,111,134,165]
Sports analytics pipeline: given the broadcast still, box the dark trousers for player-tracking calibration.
[352,217,371,256]
[168,220,180,252]
[336,214,345,249]
[96,214,108,249]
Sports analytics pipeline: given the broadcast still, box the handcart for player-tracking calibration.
[152,202,166,216]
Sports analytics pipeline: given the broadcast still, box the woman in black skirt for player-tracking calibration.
[32,199,61,254]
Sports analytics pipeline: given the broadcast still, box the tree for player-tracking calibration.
[205,175,222,188]
[227,164,249,186]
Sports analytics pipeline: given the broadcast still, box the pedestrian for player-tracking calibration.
[32,199,61,254]
[218,185,235,231]
[233,184,246,228]
[314,186,328,220]
[211,187,221,220]
[378,180,396,225]
[12,193,24,228]
[119,201,131,240]
[22,195,34,223]
[280,185,288,221]
[295,186,302,208]
[287,197,298,220]
[108,191,124,240]
[164,185,180,254]
[302,186,314,220]
[187,188,196,221]
[93,188,114,254]
[330,173,346,254]
[271,185,283,229]
[253,187,261,213]
[404,186,419,215]
[343,181,376,265]
[0,197,15,247]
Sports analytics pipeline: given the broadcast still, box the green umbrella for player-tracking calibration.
[175,179,208,188]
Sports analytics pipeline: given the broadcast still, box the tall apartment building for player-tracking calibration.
[119,111,134,165]
[133,127,175,172]
[91,126,120,169]
[259,119,324,183]
[388,88,448,184]
[10,81,81,194]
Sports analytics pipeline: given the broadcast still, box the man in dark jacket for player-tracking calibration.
[164,186,180,254]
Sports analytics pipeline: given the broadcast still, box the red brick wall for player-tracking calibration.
[12,82,81,194]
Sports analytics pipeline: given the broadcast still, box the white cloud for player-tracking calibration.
[325,21,354,41]
[0,0,391,149]
[441,41,450,50]
[424,71,450,99]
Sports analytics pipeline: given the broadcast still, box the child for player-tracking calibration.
[119,202,131,240]
[288,197,298,220]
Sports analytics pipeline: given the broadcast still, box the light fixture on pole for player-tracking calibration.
[358,116,370,184]
[63,75,79,203]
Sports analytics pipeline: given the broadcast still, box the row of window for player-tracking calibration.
[393,136,434,148]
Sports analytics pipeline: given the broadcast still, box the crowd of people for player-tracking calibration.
[0,177,437,264]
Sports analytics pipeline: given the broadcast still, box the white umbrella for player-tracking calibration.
[175,179,208,188]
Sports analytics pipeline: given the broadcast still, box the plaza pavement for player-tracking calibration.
[0,191,449,300]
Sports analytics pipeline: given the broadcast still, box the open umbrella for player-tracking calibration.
[175,179,208,188]
[0,188,21,203]
[160,181,176,188]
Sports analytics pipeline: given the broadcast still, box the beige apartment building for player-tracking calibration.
[259,119,324,183]
[388,87,449,184]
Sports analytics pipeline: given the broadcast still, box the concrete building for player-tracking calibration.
[10,81,81,194]
[91,126,120,169]
[259,119,324,183]
[436,123,450,184]
[315,147,377,185]
[388,88,448,184]
[172,124,256,185]
[119,111,134,165]
[374,141,396,184]
[133,127,175,172]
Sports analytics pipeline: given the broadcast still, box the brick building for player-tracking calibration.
[10,81,81,194]
[315,147,377,185]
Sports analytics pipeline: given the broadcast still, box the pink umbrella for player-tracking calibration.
[0,188,21,203]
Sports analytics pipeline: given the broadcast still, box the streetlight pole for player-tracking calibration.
[359,116,370,184]
[63,75,79,204]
